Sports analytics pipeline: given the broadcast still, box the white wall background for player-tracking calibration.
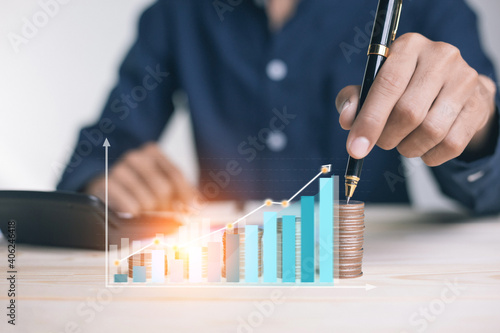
[1,0,499,210]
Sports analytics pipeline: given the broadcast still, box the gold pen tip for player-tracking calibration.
[344,175,360,203]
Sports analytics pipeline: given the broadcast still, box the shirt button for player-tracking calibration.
[266,59,287,81]
[467,170,485,182]
[266,131,287,152]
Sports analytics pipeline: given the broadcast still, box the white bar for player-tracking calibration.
[165,245,175,277]
[120,238,129,273]
[207,242,221,282]
[209,219,217,243]
[151,250,165,283]
[109,244,118,282]
[189,247,202,283]
[170,259,184,283]
[189,221,200,245]
[178,248,189,280]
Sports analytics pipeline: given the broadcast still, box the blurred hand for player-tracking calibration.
[336,33,497,166]
[85,142,200,216]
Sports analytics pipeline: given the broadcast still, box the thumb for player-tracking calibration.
[335,85,360,130]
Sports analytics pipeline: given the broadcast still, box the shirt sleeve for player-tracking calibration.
[412,0,500,215]
[57,0,177,192]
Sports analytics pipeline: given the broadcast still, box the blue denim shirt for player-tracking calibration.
[57,0,500,214]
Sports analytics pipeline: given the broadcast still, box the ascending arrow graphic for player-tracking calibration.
[103,138,110,286]
[105,161,376,290]
[287,164,331,202]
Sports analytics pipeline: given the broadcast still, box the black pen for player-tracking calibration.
[345,0,403,203]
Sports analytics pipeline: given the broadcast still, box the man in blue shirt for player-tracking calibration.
[57,0,500,216]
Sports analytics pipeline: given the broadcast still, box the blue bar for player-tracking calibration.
[132,266,146,283]
[301,196,315,282]
[282,215,296,283]
[114,274,128,283]
[319,177,334,282]
[263,212,277,283]
[226,234,240,282]
[245,225,259,283]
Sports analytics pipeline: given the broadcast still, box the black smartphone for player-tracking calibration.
[0,191,182,250]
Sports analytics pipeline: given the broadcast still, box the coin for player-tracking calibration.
[335,201,365,279]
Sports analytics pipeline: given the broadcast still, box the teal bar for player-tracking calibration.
[263,212,277,282]
[245,225,259,282]
[132,266,146,283]
[226,234,240,282]
[319,177,334,282]
[282,215,296,283]
[301,196,315,282]
[114,274,128,283]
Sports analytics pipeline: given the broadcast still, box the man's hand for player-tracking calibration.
[85,142,200,216]
[336,33,497,166]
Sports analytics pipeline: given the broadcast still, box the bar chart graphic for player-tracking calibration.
[107,164,345,286]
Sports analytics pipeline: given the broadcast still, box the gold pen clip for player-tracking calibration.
[391,0,403,42]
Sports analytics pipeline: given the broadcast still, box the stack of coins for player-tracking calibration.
[276,217,301,280]
[335,200,364,278]
[222,227,263,279]
[127,251,168,279]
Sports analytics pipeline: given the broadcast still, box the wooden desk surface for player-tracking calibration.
[1,205,499,333]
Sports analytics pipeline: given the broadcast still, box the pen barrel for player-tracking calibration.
[346,54,386,180]
[355,0,402,117]
[356,54,387,117]
[345,156,364,179]
[344,0,403,195]
[370,0,402,47]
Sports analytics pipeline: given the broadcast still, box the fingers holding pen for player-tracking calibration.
[344,34,420,159]
[421,76,491,166]
[334,33,489,165]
